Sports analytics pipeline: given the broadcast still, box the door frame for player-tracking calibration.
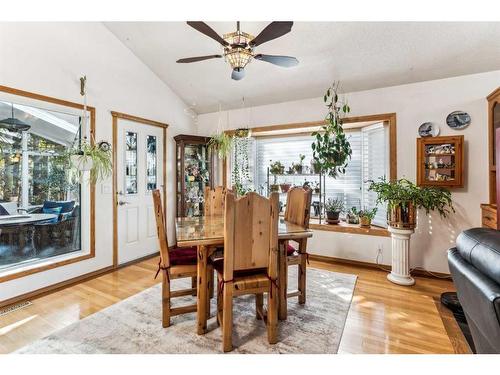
[111,111,168,268]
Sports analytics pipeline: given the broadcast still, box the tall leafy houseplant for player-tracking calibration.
[368,177,454,229]
[311,82,352,178]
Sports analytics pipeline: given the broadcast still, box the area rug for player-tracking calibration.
[16,268,357,354]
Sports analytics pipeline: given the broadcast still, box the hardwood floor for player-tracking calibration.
[0,257,470,354]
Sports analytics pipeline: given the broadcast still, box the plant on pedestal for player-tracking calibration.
[368,177,454,229]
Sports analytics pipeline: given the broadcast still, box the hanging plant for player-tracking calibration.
[311,82,352,178]
[234,127,250,138]
[231,135,253,196]
[70,138,112,184]
[208,131,233,159]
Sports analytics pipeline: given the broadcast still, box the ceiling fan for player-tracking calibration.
[176,21,299,81]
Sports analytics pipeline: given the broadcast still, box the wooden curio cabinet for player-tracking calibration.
[417,135,464,188]
[174,134,214,217]
[481,87,500,229]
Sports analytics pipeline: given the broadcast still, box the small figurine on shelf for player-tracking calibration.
[437,158,445,168]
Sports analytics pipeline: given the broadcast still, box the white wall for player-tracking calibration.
[197,70,500,273]
[0,23,195,302]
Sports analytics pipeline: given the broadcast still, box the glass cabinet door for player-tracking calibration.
[182,143,211,217]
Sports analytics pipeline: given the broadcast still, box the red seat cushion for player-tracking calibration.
[287,244,297,256]
[211,259,266,277]
[169,246,197,266]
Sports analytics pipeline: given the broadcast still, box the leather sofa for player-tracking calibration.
[448,227,500,353]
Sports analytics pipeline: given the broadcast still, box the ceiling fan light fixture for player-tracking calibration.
[223,31,255,70]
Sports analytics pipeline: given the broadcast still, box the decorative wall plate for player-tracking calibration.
[446,111,471,130]
[418,122,440,137]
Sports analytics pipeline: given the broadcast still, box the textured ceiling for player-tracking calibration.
[105,22,500,113]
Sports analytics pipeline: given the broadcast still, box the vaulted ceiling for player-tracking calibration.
[105,22,500,113]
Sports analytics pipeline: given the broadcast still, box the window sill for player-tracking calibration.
[309,221,390,237]
[0,251,94,283]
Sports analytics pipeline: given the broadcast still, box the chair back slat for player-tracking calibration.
[224,192,279,280]
[284,187,312,228]
[204,186,227,216]
[152,189,170,267]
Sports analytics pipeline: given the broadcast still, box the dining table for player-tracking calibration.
[175,215,313,335]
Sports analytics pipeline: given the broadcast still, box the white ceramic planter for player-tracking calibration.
[71,154,93,172]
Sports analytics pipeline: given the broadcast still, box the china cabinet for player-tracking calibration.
[174,135,214,217]
[481,87,500,229]
[416,135,464,188]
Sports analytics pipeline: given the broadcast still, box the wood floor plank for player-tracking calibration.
[0,257,468,354]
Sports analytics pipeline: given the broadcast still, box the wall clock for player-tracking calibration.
[446,111,471,130]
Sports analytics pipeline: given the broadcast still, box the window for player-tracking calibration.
[125,131,138,194]
[146,135,157,191]
[239,122,389,227]
[0,100,83,272]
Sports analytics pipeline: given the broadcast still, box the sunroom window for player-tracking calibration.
[0,100,83,271]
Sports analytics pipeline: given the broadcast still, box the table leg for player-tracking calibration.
[278,240,288,320]
[197,244,208,335]
[298,238,308,304]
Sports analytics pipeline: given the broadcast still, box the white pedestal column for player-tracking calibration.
[387,226,415,286]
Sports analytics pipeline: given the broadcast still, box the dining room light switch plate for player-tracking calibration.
[101,183,112,194]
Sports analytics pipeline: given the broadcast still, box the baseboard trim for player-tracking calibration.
[308,254,451,279]
[0,252,160,309]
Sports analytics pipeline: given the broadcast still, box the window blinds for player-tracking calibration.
[231,123,389,227]
[361,123,388,227]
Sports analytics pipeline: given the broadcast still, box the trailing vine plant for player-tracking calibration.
[311,82,352,178]
[231,132,253,196]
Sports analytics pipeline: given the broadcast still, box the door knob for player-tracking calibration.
[118,200,129,206]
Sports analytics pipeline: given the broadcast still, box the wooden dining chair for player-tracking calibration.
[204,186,228,216]
[214,191,280,352]
[152,190,213,328]
[281,187,312,315]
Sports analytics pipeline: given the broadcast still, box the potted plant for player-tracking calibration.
[207,131,233,158]
[70,137,112,184]
[358,207,377,228]
[368,177,454,229]
[325,198,344,224]
[312,181,320,194]
[234,127,250,138]
[280,182,291,193]
[346,207,360,224]
[310,159,321,174]
[269,183,280,193]
[269,160,285,175]
[311,82,352,178]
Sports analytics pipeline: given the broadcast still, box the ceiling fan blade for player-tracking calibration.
[186,21,228,46]
[254,54,299,67]
[176,55,222,63]
[250,22,293,47]
[231,68,245,81]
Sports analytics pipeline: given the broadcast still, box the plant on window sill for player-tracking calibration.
[311,82,352,178]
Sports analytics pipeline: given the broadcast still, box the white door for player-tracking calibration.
[116,120,164,265]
